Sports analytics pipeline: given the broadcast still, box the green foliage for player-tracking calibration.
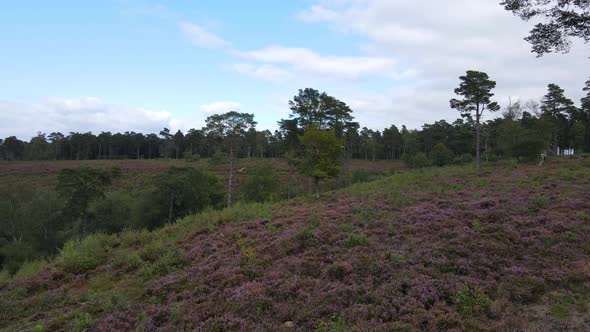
[350,169,383,184]
[294,226,315,247]
[240,161,280,203]
[14,259,48,279]
[59,234,113,274]
[88,190,135,234]
[141,248,186,278]
[70,312,93,332]
[56,166,115,235]
[529,195,549,211]
[404,152,431,169]
[298,126,343,190]
[314,315,347,332]
[454,286,492,317]
[137,167,224,228]
[431,143,453,166]
[344,233,369,248]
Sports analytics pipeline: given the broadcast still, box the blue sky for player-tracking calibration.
[1,0,589,139]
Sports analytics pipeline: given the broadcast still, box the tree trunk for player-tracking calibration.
[168,192,175,224]
[288,163,293,200]
[227,146,234,208]
[475,108,481,169]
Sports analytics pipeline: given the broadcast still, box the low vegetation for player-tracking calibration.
[0,156,589,330]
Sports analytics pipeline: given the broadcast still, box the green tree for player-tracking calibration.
[450,70,500,168]
[431,143,453,166]
[56,167,115,236]
[140,167,223,227]
[501,0,590,56]
[298,126,343,196]
[239,162,280,203]
[204,112,257,207]
[540,83,576,154]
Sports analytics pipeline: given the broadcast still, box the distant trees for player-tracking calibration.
[3,79,590,165]
[540,83,578,155]
[501,0,590,56]
[450,70,500,168]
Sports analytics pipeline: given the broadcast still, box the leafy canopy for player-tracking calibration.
[502,0,590,56]
[297,126,343,184]
[450,70,500,121]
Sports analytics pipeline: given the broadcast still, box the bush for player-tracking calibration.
[88,191,135,234]
[240,162,280,203]
[59,234,112,274]
[431,143,453,166]
[141,249,186,278]
[14,259,48,279]
[137,167,224,229]
[350,169,383,184]
[404,152,431,169]
[344,233,369,248]
[454,286,492,317]
[453,153,473,165]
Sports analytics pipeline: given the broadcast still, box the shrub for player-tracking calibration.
[112,252,143,272]
[404,152,431,169]
[294,226,315,248]
[59,234,112,274]
[70,312,93,332]
[239,162,280,203]
[453,153,473,165]
[314,315,347,332]
[431,143,453,166]
[142,249,186,278]
[350,169,383,184]
[529,195,548,211]
[454,286,492,317]
[14,259,48,279]
[344,233,369,248]
[137,167,224,228]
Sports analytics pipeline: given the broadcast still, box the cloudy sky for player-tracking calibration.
[1,0,588,140]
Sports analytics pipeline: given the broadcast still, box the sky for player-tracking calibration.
[1,0,589,140]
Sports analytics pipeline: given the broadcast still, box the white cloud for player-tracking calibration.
[199,101,241,114]
[0,97,200,140]
[296,0,590,129]
[236,45,401,80]
[179,22,230,49]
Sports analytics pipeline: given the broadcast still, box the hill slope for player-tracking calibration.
[2,157,590,331]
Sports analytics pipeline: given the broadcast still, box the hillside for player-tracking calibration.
[2,156,590,331]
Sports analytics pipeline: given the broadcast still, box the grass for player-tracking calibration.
[14,259,49,279]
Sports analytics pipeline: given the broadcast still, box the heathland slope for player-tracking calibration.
[1,156,590,331]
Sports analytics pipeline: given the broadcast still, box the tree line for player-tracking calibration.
[2,76,590,165]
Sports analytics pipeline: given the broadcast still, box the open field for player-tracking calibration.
[0,158,405,194]
[1,156,589,331]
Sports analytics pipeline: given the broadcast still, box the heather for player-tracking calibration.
[1,156,590,331]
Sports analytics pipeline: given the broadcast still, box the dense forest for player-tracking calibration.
[2,78,590,163]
